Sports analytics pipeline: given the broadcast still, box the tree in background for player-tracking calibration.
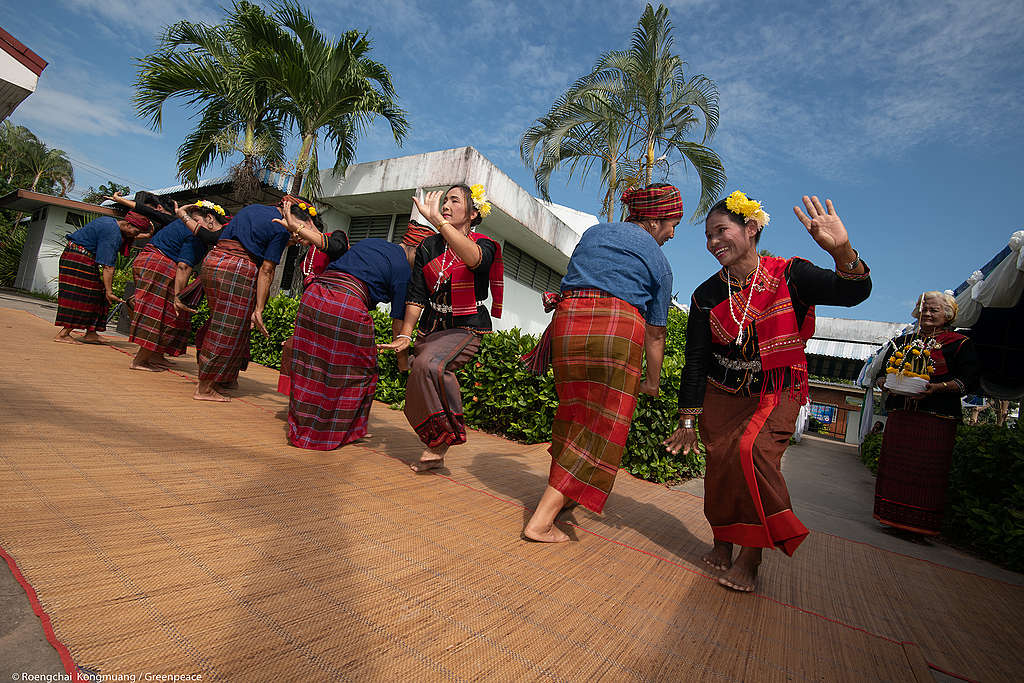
[81,182,130,205]
[134,0,407,200]
[522,3,725,222]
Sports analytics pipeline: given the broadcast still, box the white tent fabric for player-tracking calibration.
[954,230,1024,327]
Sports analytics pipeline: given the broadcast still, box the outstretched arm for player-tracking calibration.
[793,196,866,276]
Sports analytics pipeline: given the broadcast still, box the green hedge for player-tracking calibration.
[861,423,1024,571]
[200,295,700,482]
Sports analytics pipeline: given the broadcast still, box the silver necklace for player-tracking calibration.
[433,248,459,293]
[727,256,760,346]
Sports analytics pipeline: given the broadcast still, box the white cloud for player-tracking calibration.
[14,87,155,138]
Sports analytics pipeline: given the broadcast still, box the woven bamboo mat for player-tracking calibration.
[0,307,1017,681]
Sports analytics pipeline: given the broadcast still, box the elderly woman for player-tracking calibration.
[872,291,978,536]
[128,200,228,371]
[276,210,429,448]
[664,193,871,592]
[521,184,679,542]
[193,196,315,402]
[379,185,504,472]
[54,211,151,344]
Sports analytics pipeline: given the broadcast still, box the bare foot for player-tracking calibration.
[410,458,445,473]
[54,333,80,344]
[717,547,760,592]
[701,541,734,571]
[522,523,570,543]
[77,333,104,345]
[150,356,174,368]
[193,387,230,402]
[130,361,165,372]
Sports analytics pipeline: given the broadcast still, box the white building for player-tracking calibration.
[0,27,46,122]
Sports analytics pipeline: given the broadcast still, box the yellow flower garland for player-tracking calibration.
[724,190,769,229]
[470,183,492,218]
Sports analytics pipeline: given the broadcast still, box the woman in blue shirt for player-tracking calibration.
[522,184,680,543]
[193,196,315,402]
[128,201,228,371]
[54,212,151,343]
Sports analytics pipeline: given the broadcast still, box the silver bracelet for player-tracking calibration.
[395,334,412,342]
[680,417,696,429]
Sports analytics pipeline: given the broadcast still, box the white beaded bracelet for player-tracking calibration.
[395,334,412,342]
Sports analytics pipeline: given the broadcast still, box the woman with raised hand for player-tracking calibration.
[128,200,228,371]
[379,185,504,472]
[54,211,151,344]
[276,208,428,449]
[522,184,680,543]
[193,195,315,402]
[664,193,871,592]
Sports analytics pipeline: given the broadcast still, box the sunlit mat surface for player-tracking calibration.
[0,307,1019,681]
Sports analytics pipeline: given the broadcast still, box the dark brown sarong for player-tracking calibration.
[404,328,481,447]
[873,410,958,535]
[196,240,259,382]
[129,245,189,355]
[700,386,807,556]
[547,291,645,514]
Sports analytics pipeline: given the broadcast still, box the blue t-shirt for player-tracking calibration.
[560,222,673,326]
[68,216,122,267]
[327,238,411,319]
[147,219,207,267]
[218,204,289,264]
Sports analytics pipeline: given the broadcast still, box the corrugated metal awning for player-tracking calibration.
[805,339,881,361]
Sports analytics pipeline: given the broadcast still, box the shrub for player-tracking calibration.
[860,432,882,474]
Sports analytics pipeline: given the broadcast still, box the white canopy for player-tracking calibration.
[954,230,1024,327]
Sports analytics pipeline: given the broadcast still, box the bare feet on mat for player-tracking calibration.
[130,361,164,372]
[77,332,104,344]
[411,445,447,473]
[215,380,239,391]
[522,523,570,543]
[150,355,173,368]
[701,540,734,571]
[717,547,761,592]
[193,386,230,402]
[54,330,79,343]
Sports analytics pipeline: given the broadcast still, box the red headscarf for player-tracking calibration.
[122,211,151,230]
[621,185,683,222]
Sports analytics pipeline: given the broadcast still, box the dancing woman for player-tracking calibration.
[193,196,315,402]
[128,200,228,371]
[379,185,503,472]
[277,209,429,448]
[522,184,680,542]
[53,212,151,343]
[663,193,871,592]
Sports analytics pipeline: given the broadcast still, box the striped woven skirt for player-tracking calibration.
[547,291,645,514]
[129,245,189,356]
[196,240,258,382]
[700,387,807,556]
[55,242,108,332]
[404,328,481,448]
[873,410,958,535]
[287,272,378,450]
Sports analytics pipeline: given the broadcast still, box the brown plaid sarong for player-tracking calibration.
[404,328,481,447]
[547,291,645,513]
[129,245,189,355]
[196,240,259,382]
[55,243,108,332]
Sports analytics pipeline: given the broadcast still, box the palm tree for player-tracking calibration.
[0,122,41,188]
[21,142,74,196]
[236,0,409,197]
[134,1,288,195]
[521,3,725,221]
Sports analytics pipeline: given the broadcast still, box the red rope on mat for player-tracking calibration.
[0,546,88,682]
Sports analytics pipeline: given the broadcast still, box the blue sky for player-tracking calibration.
[4,0,1023,323]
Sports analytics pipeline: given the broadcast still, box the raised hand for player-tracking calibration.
[272,199,307,233]
[793,196,850,256]
[411,190,445,228]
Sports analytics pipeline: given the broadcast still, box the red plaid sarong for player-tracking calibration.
[129,245,189,356]
[197,240,259,382]
[701,387,808,556]
[548,291,645,513]
[288,271,378,449]
[873,410,958,535]
[55,243,108,332]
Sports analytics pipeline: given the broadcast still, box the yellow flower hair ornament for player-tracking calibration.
[297,202,317,217]
[469,183,492,218]
[196,200,226,216]
[725,190,770,229]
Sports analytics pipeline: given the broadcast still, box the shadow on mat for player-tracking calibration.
[467,451,707,567]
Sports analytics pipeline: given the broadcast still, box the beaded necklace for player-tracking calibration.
[726,256,760,346]
[433,247,461,293]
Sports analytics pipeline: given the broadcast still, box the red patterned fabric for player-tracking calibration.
[55,244,108,331]
[401,221,435,247]
[287,271,377,449]
[422,232,503,318]
[123,211,151,229]
[708,256,814,404]
[128,246,189,356]
[547,292,645,513]
[621,185,683,222]
[404,329,481,447]
[196,240,259,382]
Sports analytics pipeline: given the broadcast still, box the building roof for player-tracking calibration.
[812,316,908,345]
[0,26,47,122]
[0,189,117,216]
[805,338,884,361]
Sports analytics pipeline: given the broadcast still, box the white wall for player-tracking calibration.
[494,277,550,336]
[15,208,74,295]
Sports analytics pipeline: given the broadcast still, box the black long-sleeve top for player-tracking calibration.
[876,331,978,420]
[406,233,498,334]
[678,257,872,414]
